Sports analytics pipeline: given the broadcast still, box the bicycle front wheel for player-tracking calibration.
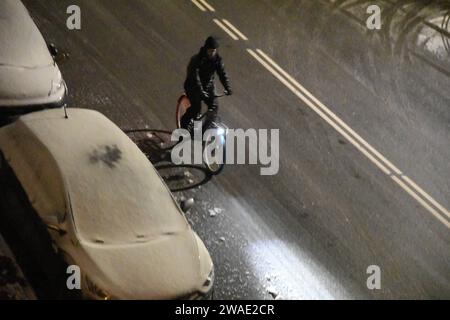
[203,135,226,175]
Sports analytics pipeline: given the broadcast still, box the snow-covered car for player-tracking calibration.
[0,108,214,299]
[0,0,66,114]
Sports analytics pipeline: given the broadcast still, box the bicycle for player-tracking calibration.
[176,92,229,175]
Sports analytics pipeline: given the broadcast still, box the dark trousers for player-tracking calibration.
[181,89,218,130]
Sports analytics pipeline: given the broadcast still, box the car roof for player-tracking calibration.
[0,0,53,68]
[0,108,189,245]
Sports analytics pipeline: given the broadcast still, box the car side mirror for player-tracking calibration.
[47,43,59,59]
[180,198,195,212]
[47,42,69,64]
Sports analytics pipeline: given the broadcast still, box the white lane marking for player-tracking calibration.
[191,0,206,11]
[213,19,239,40]
[198,0,215,12]
[222,19,249,40]
[247,49,392,175]
[254,48,450,224]
[255,49,403,175]
[247,48,450,229]
[392,176,450,229]
[401,175,450,220]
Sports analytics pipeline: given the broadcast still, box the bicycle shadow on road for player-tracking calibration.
[122,128,213,192]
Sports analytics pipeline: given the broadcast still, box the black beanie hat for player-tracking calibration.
[204,36,219,49]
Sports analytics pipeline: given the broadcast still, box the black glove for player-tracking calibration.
[224,88,233,96]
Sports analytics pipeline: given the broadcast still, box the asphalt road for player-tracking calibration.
[17,0,450,299]
[0,234,35,299]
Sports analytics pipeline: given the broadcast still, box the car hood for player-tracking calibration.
[70,228,212,299]
[0,64,65,107]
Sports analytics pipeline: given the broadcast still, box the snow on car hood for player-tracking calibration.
[73,229,207,299]
[0,109,190,244]
[0,0,53,68]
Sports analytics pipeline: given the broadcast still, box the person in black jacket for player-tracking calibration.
[181,36,232,131]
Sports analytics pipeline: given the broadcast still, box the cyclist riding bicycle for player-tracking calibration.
[181,36,232,133]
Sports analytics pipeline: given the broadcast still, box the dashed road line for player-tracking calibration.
[190,0,206,12]
[222,19,248,40]
[213,18,239,40]
[198,0,215,12]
